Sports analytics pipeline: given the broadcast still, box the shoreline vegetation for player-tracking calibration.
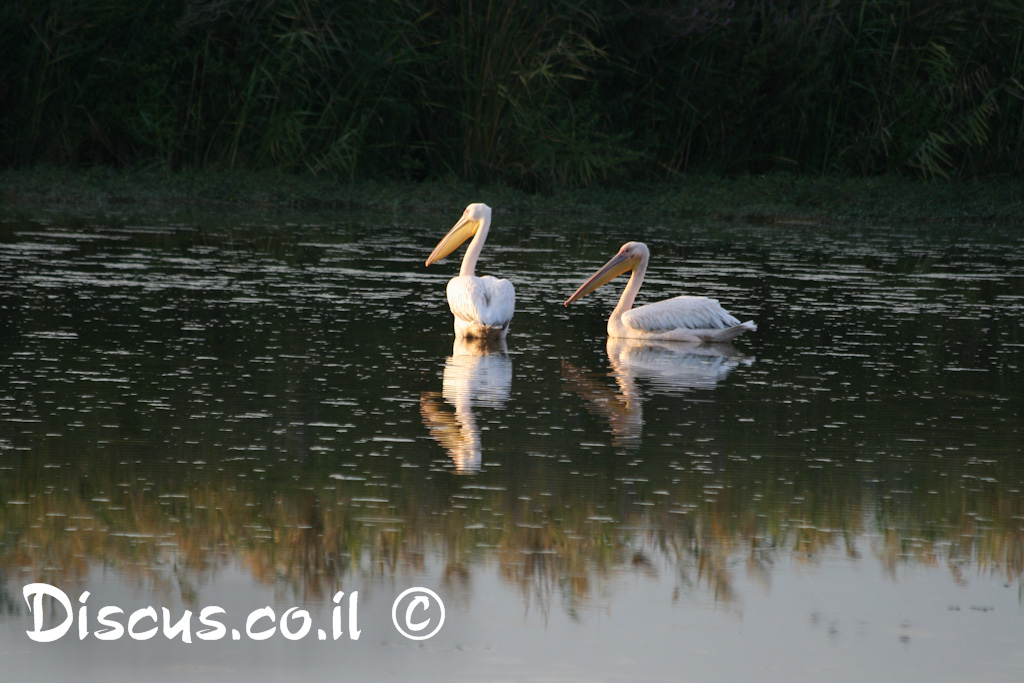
[2,166,1023,224]
[2,2,1022,208]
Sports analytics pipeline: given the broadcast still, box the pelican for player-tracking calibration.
[564,241,755,342]
[425,203,515,340]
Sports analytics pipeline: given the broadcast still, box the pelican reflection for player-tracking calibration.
[420,337,512,472]
[605,337,753,393]
[561,358,643,447]
[562,338,752,446]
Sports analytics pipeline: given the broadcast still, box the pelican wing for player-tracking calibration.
[621,295,742,333]
[446,275,515,328]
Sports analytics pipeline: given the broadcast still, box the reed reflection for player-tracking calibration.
[563,339,752,446]
[420,337,512,472]
[2,432,1022,617]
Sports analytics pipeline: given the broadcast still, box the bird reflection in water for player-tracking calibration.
[420,336,512,473]
[562,338,753,447]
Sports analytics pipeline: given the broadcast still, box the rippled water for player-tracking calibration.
[1,207,1022,681]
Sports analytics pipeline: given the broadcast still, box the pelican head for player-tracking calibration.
[564,241,648,306]
[425,203,492,267]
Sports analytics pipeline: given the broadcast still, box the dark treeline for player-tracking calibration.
[2,0,1022,189]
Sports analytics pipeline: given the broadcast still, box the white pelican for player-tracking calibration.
[425,203,515,340]
[564,241,755,342]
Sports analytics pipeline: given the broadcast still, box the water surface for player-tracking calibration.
[1,206,1022,681]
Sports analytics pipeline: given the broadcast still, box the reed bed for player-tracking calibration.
[2,1,1022,188]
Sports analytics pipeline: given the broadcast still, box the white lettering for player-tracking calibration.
[405,596,430,631]
[95,606,125,641]
[78,591,90,640]
[349,591,361,640]
[332,591,344,640]
[161,608,193,644]
[128,606,158,640]
[197,606,227,641]
[22,582,370,643]
[279,608,311,641]
[246,607,276,641]
[23,583,73,643]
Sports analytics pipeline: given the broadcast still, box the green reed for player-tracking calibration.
[1,1,1021,186]
[600,0,1024,178]
[421,0,635,188]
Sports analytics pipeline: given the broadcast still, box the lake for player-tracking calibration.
[0,204,1022,681]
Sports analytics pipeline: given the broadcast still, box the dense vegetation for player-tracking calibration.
[2,1,1022,189]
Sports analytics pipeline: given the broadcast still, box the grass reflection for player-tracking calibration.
[2,449,1021,612]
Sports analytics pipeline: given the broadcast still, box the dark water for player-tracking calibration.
[1,206,1022,681]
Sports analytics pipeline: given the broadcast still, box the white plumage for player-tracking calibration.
[620,295,749,340]
[446,274,515,339]
[564,241,755,342]
[426,203,515,340]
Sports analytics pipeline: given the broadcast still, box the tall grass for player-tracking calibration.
[602,0,1024,178]
[424,0,635,188]
[1,1,1021,186]
[0,0,429,177]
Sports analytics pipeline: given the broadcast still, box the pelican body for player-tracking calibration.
[564,241,755,342]
[426,203,515,340]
